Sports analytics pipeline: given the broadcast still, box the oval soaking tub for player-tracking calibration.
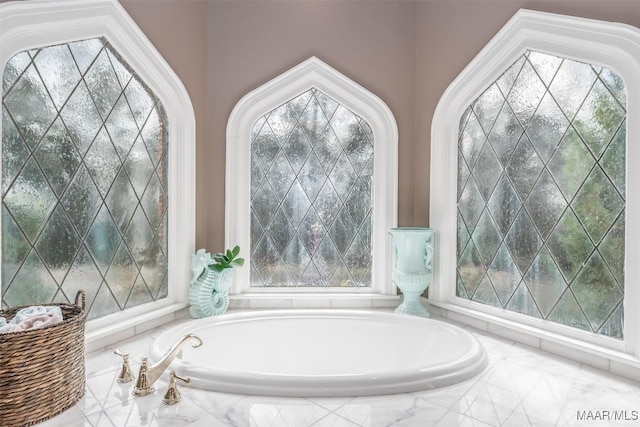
[149,310,487,397]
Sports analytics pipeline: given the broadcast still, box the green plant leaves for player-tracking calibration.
[208,245,245,271]
[229,258,244,268]
[210,263,226,272]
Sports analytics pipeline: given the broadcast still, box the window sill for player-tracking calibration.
[229,292,400,309]
[428,300,640,382]
[85,300,189,353]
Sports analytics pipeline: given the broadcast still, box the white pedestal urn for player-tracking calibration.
[389,227,435,317]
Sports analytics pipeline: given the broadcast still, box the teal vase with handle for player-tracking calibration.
[189,267,234,318]
[189,249,233,318]
[389,227,435,317]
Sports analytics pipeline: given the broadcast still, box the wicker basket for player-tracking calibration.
[0,290,87,427]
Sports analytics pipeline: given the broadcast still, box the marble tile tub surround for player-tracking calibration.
[36,311,640,427]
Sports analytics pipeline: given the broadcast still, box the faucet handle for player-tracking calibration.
[133,357,153,396]
[162,371,191,405]
[113,349,135,383]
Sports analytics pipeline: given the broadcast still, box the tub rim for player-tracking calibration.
[149,309,488,397]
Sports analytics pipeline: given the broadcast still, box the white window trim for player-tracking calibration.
[0,0,196,349]
[430,9,640,369]
[226,57,399,307]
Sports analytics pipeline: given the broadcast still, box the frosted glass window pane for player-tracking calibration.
[457,50,626,339]
[1,38,168,319]
[250,89,373,287]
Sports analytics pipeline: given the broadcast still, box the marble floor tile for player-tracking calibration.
[246,401,332,427]
[468,330,515,358]
[306,396,355,412]
[574,364,640,394]
[519,394,563,426]
[501,343,581,379]
[95,393,226,427]
[434,410,494,427]
[310,413,360,427]
[84,411,117,427]
[82,370,140,416]
[478,359,546,399]
[84,350,122,378]
[524,370,575,408]
[412,379,477,409]
[335,396,449,426]
[324,402,373,425]
[36,406,91,427]
[504,402,570,427]
[179,386,250,419]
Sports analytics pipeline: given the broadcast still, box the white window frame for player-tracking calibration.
[226,57,399,307]
[430,9,640,370]
[0,0,195,349]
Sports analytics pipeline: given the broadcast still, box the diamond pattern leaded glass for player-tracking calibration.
[457,50,626,339]
[1,38,168,319]
[251,89,372,287]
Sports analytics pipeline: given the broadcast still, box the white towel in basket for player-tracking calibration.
[0,306,63,333]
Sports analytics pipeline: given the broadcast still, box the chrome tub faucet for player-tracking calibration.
[133,334,203,396]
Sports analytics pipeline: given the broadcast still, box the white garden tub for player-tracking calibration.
[149,310,487,397]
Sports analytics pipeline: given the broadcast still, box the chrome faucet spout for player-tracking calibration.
[133,334,202,396]
[147,334,203,385]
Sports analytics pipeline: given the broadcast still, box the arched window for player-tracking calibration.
[0,0,195,343]
[250,88,374,288]
[456,51,625,339]
[226,58,398,305]
[2,37,169,320]
[430,9,640,369]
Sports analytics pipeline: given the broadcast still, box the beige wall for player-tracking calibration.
[207,1,417,249]
[118,0,210,247]
[89,1,640,249]
[123,0,416,250]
